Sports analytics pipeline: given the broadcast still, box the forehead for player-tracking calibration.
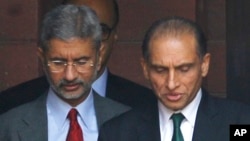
[148,34,198,63]
[46,38,95,57]
[68,0,115,26]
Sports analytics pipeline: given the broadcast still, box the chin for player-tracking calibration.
[58,88,85,100]
[163,102,185,111]
[64,92,83,99]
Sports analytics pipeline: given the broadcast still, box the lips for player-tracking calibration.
[63,83,80,91]
[165,93,182,101]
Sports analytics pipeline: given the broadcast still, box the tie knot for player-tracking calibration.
[171,113,185,126]
[68,108,78,121]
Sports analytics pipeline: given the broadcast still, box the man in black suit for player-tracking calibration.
[0,0,154,114]
[98,17,250,141]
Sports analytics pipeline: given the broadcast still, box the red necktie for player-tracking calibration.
[66,108,83,141]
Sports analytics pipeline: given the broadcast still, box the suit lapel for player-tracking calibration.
[93,91,130,129]
[18,93,48,141]
[137,100,161,141]
[192,90,221,141]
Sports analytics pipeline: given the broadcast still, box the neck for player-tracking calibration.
[97,66,107,78]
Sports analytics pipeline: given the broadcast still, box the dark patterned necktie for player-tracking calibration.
[171,113,185,141]
[66,108,83,141]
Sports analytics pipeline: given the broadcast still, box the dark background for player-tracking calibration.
[0,0,249,104]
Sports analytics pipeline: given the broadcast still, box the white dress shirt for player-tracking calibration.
[46,88,98,141]
[92,67,108,97]
[159,88,202,141]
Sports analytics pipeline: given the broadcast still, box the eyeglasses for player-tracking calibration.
[47,60,94,73]
[100,23,115,41]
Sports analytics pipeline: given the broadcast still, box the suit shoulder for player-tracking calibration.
[96,94,131,109]
[106,73,157,108]
[209,95,250,111]
[94,93,131,117]
[0,100,37,127]
[1,92,46,117]
[0,76,48,114]
[101,100,156,128]
[202,94,250,121]
[98,108,144,141]
[0,76,48,95]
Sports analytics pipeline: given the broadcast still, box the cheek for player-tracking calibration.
[148,73,166,91]
[45,70,62,85]
[80,67,98,82]
[181,70,202,93]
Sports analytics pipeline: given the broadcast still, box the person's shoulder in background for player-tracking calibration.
[106,72,156,108]
[0,76,49,114]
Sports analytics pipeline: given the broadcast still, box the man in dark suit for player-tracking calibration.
[98,17,250,141]
[0,5,130,141]
[0,0,154,114]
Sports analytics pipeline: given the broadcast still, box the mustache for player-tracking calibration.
[58,78,84,86]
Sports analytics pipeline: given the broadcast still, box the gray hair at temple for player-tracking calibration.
[40,4,102,51]
[142,16,207,61]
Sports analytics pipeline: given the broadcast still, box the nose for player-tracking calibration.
[64,64,78,81]
[166,70,179,90]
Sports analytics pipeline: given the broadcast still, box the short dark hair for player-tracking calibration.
[40,4,102,52]
[142,16,207,61]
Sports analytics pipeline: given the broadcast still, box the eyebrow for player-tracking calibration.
[49,56,92,62]
[149,62,194,69]
[175,63,194,69]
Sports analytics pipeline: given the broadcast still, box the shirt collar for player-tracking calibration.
[92,67,108,97]
[46,87,95,129]
[158,88,202,128]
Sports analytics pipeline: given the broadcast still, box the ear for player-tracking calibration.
[201,53,211,77]
[37,47,45,65]
[114,32,118,41]
[140,57,149,80]
[112,29,118,41]
[97,43,105,71]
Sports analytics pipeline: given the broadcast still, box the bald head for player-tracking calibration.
[63,0,118,28]
[142,17,207,61]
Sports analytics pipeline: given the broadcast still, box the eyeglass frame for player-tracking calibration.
[100,23,116,41]
[47,59,94,73]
